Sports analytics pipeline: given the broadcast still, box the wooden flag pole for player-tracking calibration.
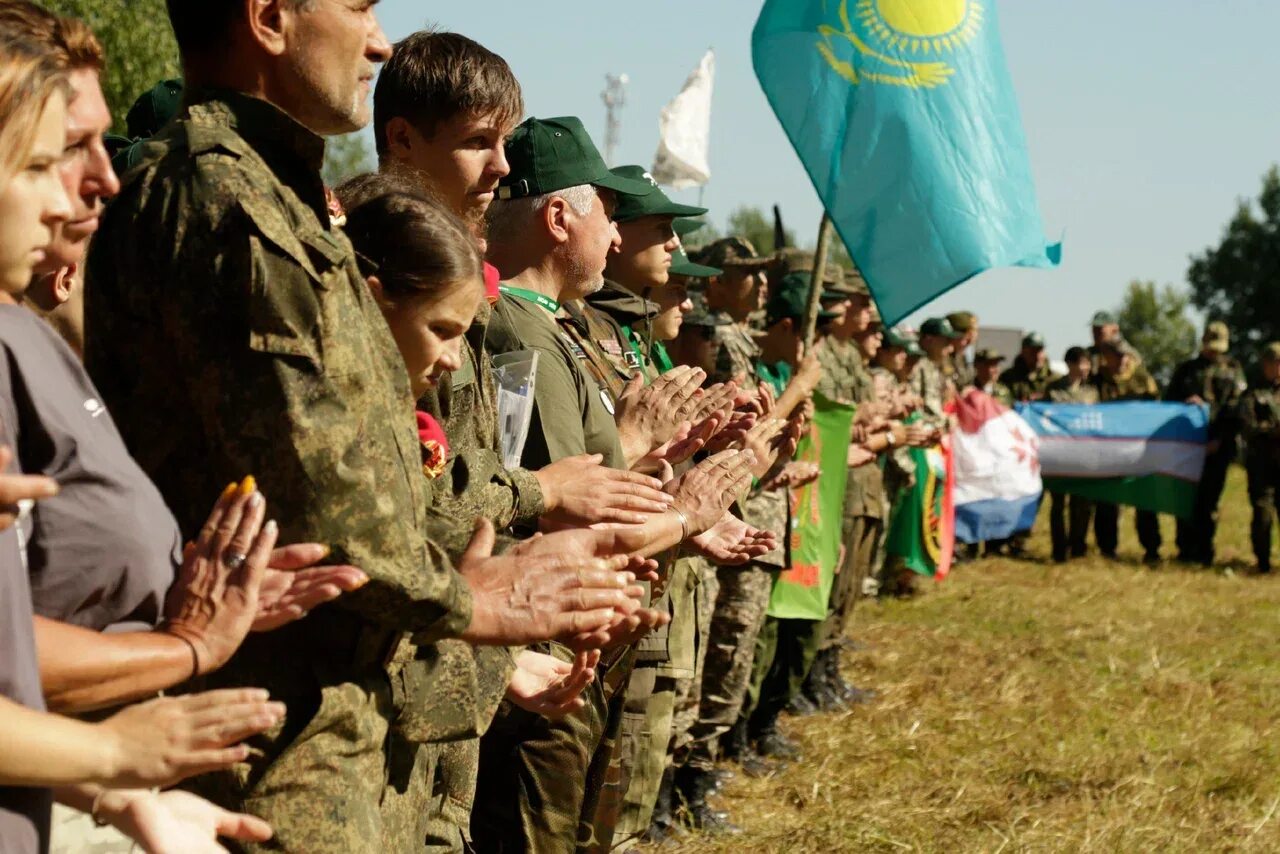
[803,214,834,353]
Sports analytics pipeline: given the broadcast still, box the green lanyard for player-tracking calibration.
[756,359,791,396]
[652,341,674,374]
[499,285,559,315]
[621,326,677,377]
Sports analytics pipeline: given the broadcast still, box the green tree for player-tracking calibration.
[1188,166,1280,361]
[321,132,374,187]
[1115,280,1197,386]
[43,0,179,136]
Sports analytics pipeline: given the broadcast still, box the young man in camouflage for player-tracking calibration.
[1165,322,1246,566]
[1046,347,1099,562]
[972,348,1014,407]
[947,311,979,387]
[1239,343,1280,574]
[1092,339,1163,563]
[1000,332,1054,402]
[913,317,963,429]
[85,4,646,850]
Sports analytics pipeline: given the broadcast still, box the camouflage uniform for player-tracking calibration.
[1045,375,1099,561]
[975,379,1015,408]
[999,357,1054,402]
[1164,352,1246,564]
[84,91,475,852]
[1239,370,1280,572]
[1092,359,1162,559]
[911,357,950,431]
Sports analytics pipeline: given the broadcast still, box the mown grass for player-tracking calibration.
[662,466,1280,852]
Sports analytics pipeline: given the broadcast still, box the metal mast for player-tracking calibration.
[601,73,629,167]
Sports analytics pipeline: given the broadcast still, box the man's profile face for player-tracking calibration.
[975,360,1000,386]
[714,266,767,317]
[389,110,512,225]
[610,216,677,291]
[562,188,620,298]
[650,280,691,341]
[38,68,118,273]
[285,0,392,135]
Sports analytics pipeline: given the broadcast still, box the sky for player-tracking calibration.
[370,0,1280,358]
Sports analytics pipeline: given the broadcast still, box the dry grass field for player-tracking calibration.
[660,467,1280,853]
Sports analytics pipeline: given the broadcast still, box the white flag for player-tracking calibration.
[651,50,714,190]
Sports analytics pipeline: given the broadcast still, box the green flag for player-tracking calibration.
[767,393,855,620]
[884,435,955,580]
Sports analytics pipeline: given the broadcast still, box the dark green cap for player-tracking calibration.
[947,311,976,333]
[881,326,911,349]
[974,348,1005,363]
[920,317,963,339]
[670,245,720,278]
[1090,310,1117,327]
[906,340,925,358]
[498,117,654,200]
[765,272,839,327]
[610,166,707,223]
[1022,331,1046,349]
[674,218,709,238]
[126,78,183,140]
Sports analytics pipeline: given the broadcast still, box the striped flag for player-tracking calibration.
[953,390,1043,543]
[1017,402,1209,518]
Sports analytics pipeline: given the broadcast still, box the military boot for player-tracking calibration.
[722,718,778,778]
[673,766,742,835]
[643,767,685,845]
[752,721,801,760]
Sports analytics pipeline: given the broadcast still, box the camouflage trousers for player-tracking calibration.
[669,559,718,760]
[818,515,883,651]
[681,561,775,771]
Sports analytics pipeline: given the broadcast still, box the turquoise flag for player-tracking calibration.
[752,0,1061,324]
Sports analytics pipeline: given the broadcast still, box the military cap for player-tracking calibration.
[765,272,840,327]
[905,340,925,358]
[947,311,976,333]
[919,317,963,339]
[669,245,720,279]
[771,248,851,291]
[974,348,1005,363]
[674,217,710,238]
[695,236,771,269]
[1090,310,1117,327]
[1022,331,1046,349]
[882,326,912,349]
[609,166,708,223]
[867,302,882,326]
[126,78,184,140]
[1202,320,1230,354]
[498,117,653,200]
[1263,342,1280,362]
[682,289,730,328]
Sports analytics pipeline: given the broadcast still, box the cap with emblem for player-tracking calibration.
[670,245,721,279]
[765,273,840,327]
[919,317,963,339]
[609,166,707,222]
[947,311,975,333]
[974,348,1005,363]
[1022,331,1046,349]
[682,290,730,328]
[498,117,654,200]
[1202,321,1230,354]
[695,236,771,269]
[1263,342,1280,362]
[1090,310,1117,327]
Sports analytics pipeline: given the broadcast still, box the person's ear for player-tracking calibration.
[384,117,420,162]
[544,196,572,245]
[365,275,387,306]
[51,264,77,305]
[245,0,289,57]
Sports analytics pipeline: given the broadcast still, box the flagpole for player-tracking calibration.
[803,214,833,353]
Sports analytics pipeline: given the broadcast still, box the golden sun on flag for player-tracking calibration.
[818,0,985,89]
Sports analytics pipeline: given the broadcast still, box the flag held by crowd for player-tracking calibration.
[751,0,1061,325]
[1019,401,1209,518]
[768,394,855,620]
[953,389,1043,543]
[884,422,955,581]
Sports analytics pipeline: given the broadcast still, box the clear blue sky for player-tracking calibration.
[372,0,1280,358]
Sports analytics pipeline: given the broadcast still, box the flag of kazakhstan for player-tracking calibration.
[752,0,1061,324]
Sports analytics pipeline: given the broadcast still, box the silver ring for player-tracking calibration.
[225,552,247,571]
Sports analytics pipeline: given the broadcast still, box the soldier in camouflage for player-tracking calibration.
[1165,322,1247,566]
[1045,347,1099,562]
[913,317,963,429]
[947,311,979,388]
[1239,343,1280,573]
[972,348,1014,407]
[999,332,1054,402]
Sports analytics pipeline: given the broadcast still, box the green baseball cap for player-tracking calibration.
[1090,310,1117,327]
[765,272,840,327]
[126,78,184,140]
[906,341,925,358]
[674,218,709,238]
[498,117,654,201]
[670,245,720,278]
[881,326,911,349]
[610,166,707,223]
[1022,331,1046,349]
[920,317,963,339]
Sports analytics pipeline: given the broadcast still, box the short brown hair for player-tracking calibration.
[336,172,483,306]
[166,0,314,59]
[373,31,523,158]
[0,1,104,72]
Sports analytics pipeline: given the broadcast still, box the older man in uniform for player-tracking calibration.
[1165,322,1246,566]
[85,5,647,851]
[1240,343,1280,574]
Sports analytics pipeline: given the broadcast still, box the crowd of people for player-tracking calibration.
[1,2,1278,854]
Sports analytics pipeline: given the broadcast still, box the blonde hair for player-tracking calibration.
[0,35,69,185]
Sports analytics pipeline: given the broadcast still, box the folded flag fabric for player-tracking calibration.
[885,417,955,580]
[768,393,855,620]
[751,0,1060,325]
[953,389,1042,543]
[1016,401,1209,518]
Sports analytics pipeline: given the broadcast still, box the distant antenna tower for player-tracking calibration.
[601,73,629,167]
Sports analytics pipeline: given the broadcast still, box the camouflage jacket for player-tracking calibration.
[1239,381,1280,464]
[706,316,762,385]
[910,357,950,430]
[950,350,974,389]
[1164,353,1247,444]
[1045,375,1100,404]
[84,92,476,808]
[999,358,1054,402]
[974,380,1015,408]
[1093,367,1160,402]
